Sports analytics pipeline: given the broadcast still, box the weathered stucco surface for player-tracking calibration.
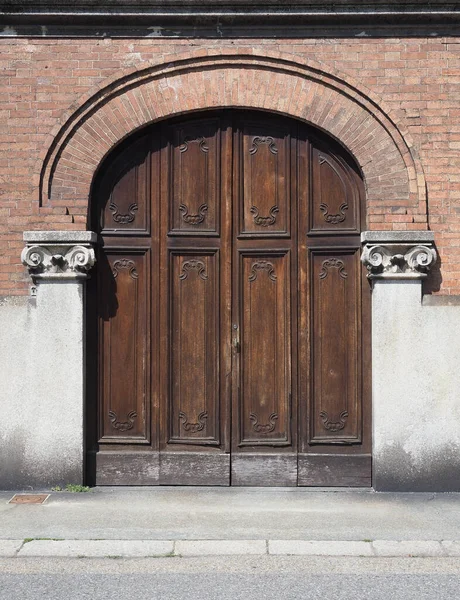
[0,283,85,490]
[372,280,460,491]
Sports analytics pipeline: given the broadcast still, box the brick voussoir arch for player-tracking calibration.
[37,51,427,228]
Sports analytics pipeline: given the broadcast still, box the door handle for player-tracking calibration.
[233,337,240,353]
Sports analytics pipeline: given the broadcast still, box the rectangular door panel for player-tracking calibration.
[160,452,230,486]
[168,118,220,236]
[237,251,292,447]
[100,134,151,236]
[98,249,150,444]
[231,454,297,486]
[96,452,159,486]
[298,454,371,487]
[309,146,360,236]
[168,250,220,446]
[239,122,290,237]
[309,248,362,444]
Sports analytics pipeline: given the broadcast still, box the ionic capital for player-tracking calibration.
[22,231,97,282]
[361,231,437,279]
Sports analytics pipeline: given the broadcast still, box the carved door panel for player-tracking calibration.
[298,131,371,486]
[91,110,371,487]
[157,116,232,485]
[230,116,298,485]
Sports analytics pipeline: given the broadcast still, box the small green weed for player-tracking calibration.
[52,484,90,493]
[65,484,90,493]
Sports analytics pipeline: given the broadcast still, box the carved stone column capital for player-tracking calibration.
[22,231,97,282]
[361,231,437,279]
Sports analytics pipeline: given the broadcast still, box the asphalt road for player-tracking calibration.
[1,556,460,600]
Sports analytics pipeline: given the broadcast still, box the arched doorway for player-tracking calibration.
[87,109,371,486]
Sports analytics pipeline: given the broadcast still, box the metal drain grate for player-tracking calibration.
[8,494,50,504]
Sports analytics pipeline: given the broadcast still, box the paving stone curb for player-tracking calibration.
[0,539,456,558]
[441,541,460,556]
[0,540,23,557]
[372,540,445,557]
[269,540,374,556]
[175,540,267,556]
[18,540,174,558]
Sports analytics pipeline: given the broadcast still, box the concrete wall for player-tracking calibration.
[0,283,85,490]
[372,281,460,491]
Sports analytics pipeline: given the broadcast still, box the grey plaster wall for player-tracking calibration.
[372,280,460,491]
[0,283,85,490]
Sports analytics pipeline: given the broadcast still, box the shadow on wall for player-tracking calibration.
[375,443,460,492]
[0,428,79,491]
[423,247,442,295]
[0,429,28,490]
[97,249,119,321]
[424,183,441,295]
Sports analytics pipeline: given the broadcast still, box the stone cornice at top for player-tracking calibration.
[3,1,460,6]
[3,0,460,34]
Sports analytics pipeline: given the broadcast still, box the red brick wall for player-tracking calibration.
[1,38,458,294]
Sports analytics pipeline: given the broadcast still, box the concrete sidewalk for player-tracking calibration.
[1,487,460,558]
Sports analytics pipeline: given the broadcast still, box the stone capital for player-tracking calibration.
[360,231,437,280]
[21,231,97,282]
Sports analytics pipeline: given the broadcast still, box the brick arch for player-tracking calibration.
[38,52,427,229]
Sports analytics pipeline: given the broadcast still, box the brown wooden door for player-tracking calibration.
[89,110,371,487]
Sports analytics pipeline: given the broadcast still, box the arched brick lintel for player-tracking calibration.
[38,53,427,229]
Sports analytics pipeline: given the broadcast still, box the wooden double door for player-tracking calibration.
[89,110,371,486]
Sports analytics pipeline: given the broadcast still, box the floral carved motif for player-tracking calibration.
[248,260,277,282]
[319,202,348,224]
[112,259,139,280]
[319,258,348,280]
[109,201,138,224]
[179,203,208,225]
[179,259,208,280]
[108,410,137,432]
[250,205,279,227]
[249,136,278,155]
[179,136,209,153]
[320,410,348,433]
[179,411,208,433]
[249,412,278,434]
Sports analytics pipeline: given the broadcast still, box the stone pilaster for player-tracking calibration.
[360,231,460,491]
[17,231,97,488]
